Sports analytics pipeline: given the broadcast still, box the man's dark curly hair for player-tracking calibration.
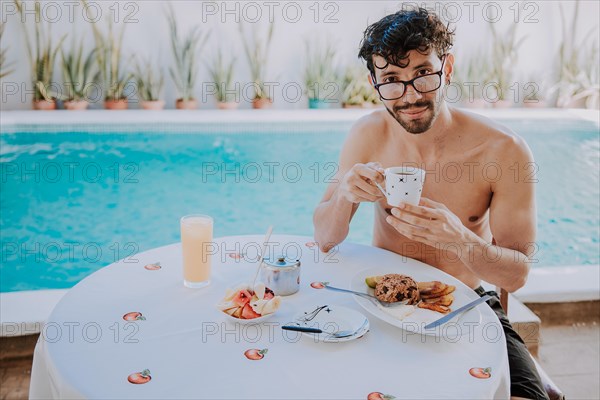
[358,8,454,77]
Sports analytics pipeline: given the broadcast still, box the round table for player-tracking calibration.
[30,235,509,399]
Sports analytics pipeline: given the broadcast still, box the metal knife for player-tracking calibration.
[281,325,324,334]
[424,294,492,330]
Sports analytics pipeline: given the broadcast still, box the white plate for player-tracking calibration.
[219,308,277,324]
[350,268,482,337]
[290,305,370,343]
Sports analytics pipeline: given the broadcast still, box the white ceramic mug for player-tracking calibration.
[375,166,426,207]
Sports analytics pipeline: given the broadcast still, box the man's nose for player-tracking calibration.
[402,84,423,104]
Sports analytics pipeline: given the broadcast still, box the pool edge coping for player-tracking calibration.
[1,108,599,133]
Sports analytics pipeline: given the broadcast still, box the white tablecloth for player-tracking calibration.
[30,235,509,399]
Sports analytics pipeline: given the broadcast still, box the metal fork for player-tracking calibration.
[322,283,411,308]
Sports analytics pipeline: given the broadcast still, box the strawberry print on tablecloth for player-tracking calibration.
[244,348,268,361]
[367,392,395,400]
[469,367,492,379]
[144,262,161,270]
[128,369,151,384]
[123,312,145,321]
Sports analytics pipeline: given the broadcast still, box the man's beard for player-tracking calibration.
[385,100,438,134]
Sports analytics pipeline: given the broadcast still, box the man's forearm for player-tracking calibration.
[313,190,359,252]
[458,234,531,292]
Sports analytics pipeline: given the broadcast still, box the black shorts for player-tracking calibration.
[474,287,549,400]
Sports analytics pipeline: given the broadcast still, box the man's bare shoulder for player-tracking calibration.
[453,108,533,162]
[341,109,391,158]
[348,109,391,140]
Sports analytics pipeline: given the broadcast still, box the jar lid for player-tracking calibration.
[263,256,300,268]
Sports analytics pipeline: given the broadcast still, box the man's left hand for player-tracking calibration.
[385,197,473,250]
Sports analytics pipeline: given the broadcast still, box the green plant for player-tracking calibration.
[60,36,98,102]
[341,65,379,106]
[240,23,274,100]
[488,21,526,101]
[133,56,164,102]
[14,0,66,101]
[552,0,599,108]
[521,73,549,103]
[304,39,338,101]
[83,0,130,101]
[207,50,236,103]
[167,5,207,102]
[453,53,491,102]
[0,22,15,79]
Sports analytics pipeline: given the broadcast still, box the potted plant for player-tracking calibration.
[83,0,130,110]
[207,49,238,109]
[488,21,526,108]
[134,56,165,110]
[453,55,489,109]
[60,36,98,110]
[167,5,207,110]
[240,23,274,109]
[0,22,15,78]
[304,39,339,109]
[551,1,599,109]
[14,0,65,110]
[341,65,380,108]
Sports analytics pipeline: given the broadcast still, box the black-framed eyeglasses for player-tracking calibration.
[372,56,447,101]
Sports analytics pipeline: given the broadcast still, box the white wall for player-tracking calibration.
[1,0,598,110]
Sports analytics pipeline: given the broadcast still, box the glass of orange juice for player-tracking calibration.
[180,214,213,288]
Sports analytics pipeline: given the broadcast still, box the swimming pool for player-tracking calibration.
[1,112,599,291]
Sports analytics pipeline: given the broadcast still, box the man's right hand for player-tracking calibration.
[338,162,386,204]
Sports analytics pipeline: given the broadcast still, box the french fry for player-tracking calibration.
[424,293,454,307]
[418,281,445,295]
[418,302,451,314]
[421,284,455,299]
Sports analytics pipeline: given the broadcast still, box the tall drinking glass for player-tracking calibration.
[180,214,213,288]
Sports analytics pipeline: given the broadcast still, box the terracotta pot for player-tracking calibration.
[217,101,239,110]
[176,99,198,110]
[562,97,587,109]
[141,100,166,110]
[252,98,272,109]
[105,99,128,110]
[492,100,513,109]
[32,99,57,110]
[64,100,89,110]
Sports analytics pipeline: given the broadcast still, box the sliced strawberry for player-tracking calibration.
[241,303,261,319]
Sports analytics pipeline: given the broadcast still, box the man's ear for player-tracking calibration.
[444,53,455,84]
[368,74,374,86]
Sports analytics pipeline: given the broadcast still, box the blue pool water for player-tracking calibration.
[1,119,599,292]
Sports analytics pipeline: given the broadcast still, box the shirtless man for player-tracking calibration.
[313,8,548,400]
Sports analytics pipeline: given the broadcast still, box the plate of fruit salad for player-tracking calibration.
[217,282,282,323]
